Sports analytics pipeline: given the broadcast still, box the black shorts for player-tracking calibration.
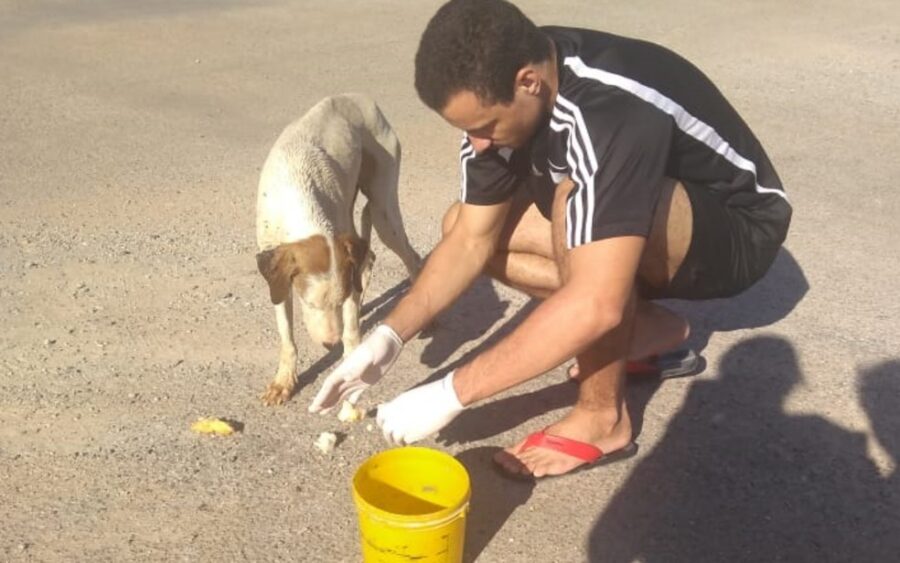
[640,183,793,300]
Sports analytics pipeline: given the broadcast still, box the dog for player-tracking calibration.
[255,94,421,406]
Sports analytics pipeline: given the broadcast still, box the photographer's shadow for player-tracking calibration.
[588,337,900,562]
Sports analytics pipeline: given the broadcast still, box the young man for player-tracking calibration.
[310,0,791,479]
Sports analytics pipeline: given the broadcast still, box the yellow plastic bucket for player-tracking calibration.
[352,447,470,562]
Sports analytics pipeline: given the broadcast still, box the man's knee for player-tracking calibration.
[441,202,461,238]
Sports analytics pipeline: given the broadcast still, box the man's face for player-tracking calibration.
[440,85,545,153]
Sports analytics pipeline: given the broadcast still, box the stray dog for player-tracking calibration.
[255,94,421,406]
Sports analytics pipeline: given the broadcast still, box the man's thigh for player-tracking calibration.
[496,189,554,259]
[639,178,692,291]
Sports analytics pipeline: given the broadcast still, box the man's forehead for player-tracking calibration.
[440,90,494,129]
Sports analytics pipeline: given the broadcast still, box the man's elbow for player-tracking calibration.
[446,223,499,266]
[581,299,626,340]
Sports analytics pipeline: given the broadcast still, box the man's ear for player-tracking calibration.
[256,245,297,304]
[515,66,541,96]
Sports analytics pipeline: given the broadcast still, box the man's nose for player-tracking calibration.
[468,135,492,153]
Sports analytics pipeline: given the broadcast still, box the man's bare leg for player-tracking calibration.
[494,292,637,477]
[485,179,694,477]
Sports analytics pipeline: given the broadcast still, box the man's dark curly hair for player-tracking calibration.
[415,0,552,111]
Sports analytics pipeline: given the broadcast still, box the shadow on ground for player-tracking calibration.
[418,277,514,369]
[667,248,809,354]
[587,337,900,562]
[455,446,535,563]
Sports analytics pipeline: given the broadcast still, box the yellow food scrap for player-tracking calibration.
[337,400,365,423]
[191,417,236,436]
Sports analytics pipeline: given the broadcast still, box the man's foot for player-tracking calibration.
[493,406,633,479]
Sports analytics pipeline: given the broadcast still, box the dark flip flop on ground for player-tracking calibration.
[630,348,702,380]
[494,429,639,482]
[567,348,703,380]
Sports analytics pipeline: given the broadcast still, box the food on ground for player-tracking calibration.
[314,431,338,454]
[337,400,365,423]
[191,417,236,436]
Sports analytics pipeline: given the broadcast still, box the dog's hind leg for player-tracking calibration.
[365,162,422,280]
[261,293,298,406]
[359,201,376,293]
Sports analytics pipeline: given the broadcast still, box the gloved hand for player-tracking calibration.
[308,324,403,413]
[376,371,465,445]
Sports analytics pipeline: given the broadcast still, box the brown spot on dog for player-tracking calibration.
[256,235,331,304]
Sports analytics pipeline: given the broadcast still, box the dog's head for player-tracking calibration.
[256,234,370,348]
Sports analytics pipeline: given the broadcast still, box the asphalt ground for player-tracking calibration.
[1,1,898,561]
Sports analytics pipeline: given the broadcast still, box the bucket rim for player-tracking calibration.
[352,446,471,526]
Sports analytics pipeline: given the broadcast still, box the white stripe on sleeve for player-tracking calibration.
[564,56,786,199]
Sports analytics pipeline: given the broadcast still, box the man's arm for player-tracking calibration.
[385,200,511,341]
[451,232,645,405]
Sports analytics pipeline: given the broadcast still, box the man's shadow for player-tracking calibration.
[418,277,513,368]
[665,248,808,354]
[587,337,900,562]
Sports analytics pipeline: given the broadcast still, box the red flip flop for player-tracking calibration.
[494,429,638,481]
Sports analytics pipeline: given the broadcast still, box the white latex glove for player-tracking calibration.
[308,324,403,413]
[376,371,465,445]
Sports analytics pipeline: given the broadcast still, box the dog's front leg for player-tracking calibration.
[340,293,362,356]
[262,292,298,405]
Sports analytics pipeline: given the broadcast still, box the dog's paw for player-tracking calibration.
[261,382,294,406]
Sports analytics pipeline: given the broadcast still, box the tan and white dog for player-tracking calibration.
[255,94,421,405]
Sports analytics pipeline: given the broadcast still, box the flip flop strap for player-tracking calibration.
[522,430,603,462]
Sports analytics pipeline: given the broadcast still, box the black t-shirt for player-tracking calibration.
[459,26,787,248]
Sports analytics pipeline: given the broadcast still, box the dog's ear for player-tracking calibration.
[256,236,330,304]
[256,246,297,304]
[338,235,370,294]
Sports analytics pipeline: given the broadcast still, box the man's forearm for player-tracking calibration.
[385,231,495,341]
[452,283,623,405]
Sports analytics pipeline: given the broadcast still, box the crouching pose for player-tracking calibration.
[310,0,791,480]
